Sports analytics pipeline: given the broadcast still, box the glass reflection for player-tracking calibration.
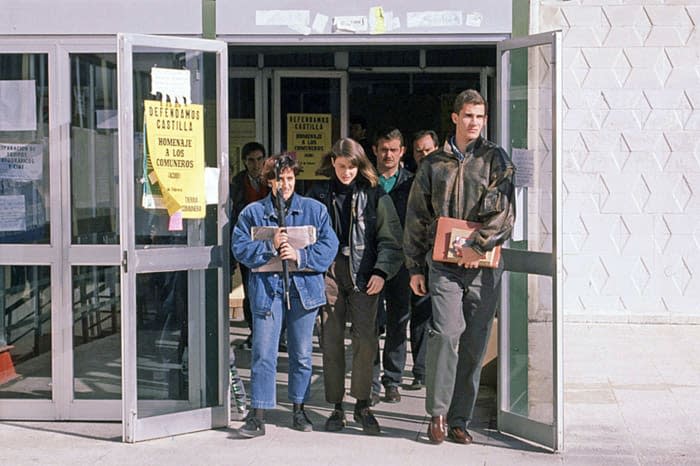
[136,271,190,412]
[507,271,554,424]
[70,54,119,245]
[0,54,50,245]
[0,265,51,399]
[72,266,121,399]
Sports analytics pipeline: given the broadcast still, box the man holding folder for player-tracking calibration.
[403,89,516,445]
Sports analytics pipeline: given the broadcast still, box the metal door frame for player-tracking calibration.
[117,33,229,442]
[496,30,563,451]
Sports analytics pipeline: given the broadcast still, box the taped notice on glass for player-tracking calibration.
[0,80,37,131]
[0,143,43,181]
[512,148,534,188]
[0,195,26,231]
[407,11,462,28]
[151,68,191,104]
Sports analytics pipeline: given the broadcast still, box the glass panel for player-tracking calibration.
[131,50,219,247]
[280,76,340,188]
[0,54,50,244]
[0,265,51,399]
[506,271,553,425]
[503,42,556,426]
[72,266,121,399]
[70,54,119,245]
[229,77,257,177]
[135,270,219,417]
[507,44,553,254]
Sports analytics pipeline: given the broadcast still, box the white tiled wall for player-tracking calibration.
[537,1,700,322]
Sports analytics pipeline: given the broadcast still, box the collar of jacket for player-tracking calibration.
[446,135,483,161]
[262,193,302,222]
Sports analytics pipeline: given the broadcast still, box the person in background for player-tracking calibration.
[230,142,269,349]
[404,90,515,445]
[412,129,439,165]
[306,138,402,436]
[370,127,413,405]
[232,153,338,438]
[403,129,440,391]
[349,115,376,167]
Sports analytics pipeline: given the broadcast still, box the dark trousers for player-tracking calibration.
[425,258,501,429]
[322,256,379,403]
[409,291,432,379]
[379,266,411,387]
[240,264,253,332]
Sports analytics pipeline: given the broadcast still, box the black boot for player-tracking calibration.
[292,403,313,432]
[239,408,265,438]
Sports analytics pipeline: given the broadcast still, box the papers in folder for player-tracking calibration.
[251,225,317,272]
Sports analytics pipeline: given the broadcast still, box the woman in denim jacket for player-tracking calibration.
[232,153,338,438]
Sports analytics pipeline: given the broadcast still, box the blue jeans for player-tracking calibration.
[250,289,318,409]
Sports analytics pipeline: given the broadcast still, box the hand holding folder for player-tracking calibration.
[432,216,501,268]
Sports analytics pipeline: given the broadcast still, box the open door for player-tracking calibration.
[496,31,563,451]
[117,33,229,442]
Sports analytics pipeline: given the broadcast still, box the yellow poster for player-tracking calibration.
[286,113,331,180]
[144,100,205,218]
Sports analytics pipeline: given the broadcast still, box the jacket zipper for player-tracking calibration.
[349,191,358,291]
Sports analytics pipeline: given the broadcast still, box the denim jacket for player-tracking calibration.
[232,193,339,311]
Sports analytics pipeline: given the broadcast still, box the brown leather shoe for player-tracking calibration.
[447,426,473,445]
[427,415,446,444]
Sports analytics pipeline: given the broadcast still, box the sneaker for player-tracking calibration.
[324,408,346,432]
[292,410,313,432]
[370,391,380,407]
[405,377,424,391]
[384,385,401,403]
[238,413,265,438]
[353,406,381,435]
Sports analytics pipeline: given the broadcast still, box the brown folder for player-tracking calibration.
[432,216,501,268]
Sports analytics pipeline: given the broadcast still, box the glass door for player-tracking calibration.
[272,70,346,188]
[496,31,563,451]
[0,44,57,419]
[117,33,229,442]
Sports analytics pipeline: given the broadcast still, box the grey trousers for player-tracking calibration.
[425,257,501,429]
[322,255,379,404]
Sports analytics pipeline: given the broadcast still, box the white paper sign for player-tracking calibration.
[512,148,534,188]
[465,12,483,27]
[407,11,462,28]
[0,143,43,181]
[0,195,26,231]
[150,68,191,104]
[205,167,220,204]
[0,80,37,131]
[333,16,368,33]
[312,13,329,33]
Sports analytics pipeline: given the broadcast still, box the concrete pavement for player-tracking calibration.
[2,323,700,465]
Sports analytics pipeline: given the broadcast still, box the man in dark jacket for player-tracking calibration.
[371,128,413,405]
[404,90,515,445]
